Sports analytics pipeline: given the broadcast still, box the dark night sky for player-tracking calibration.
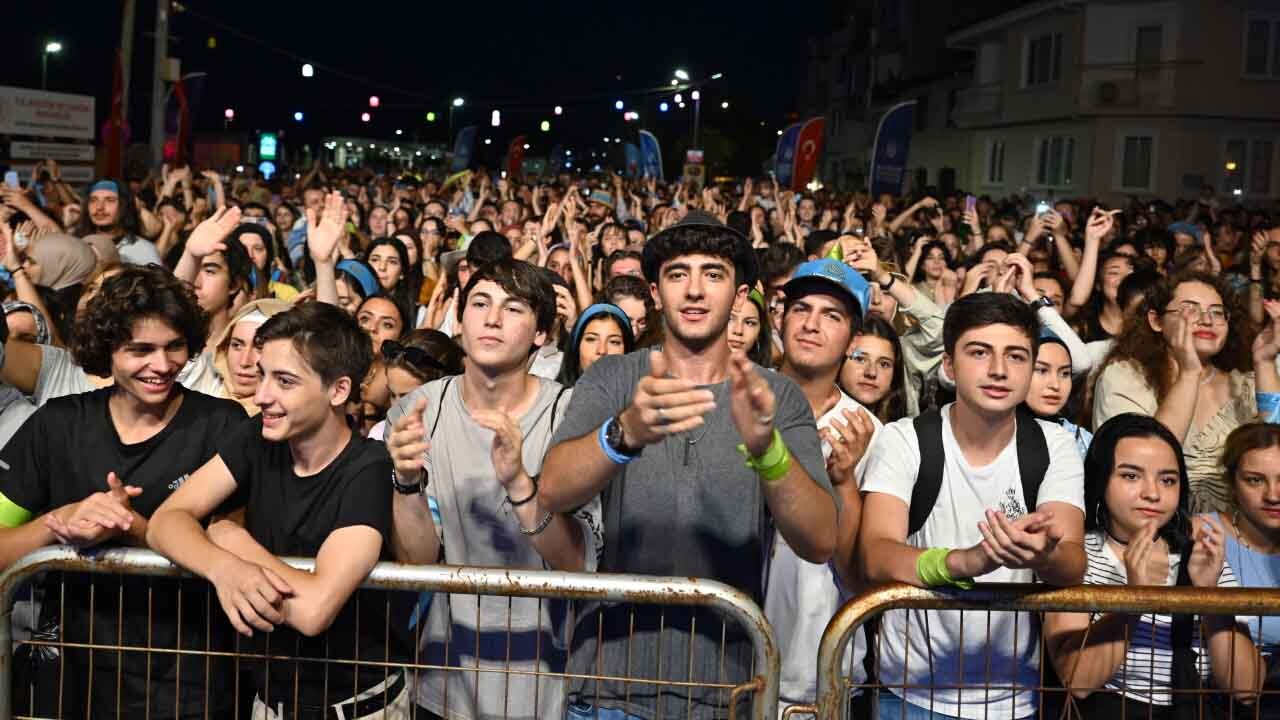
[4,1,824,172]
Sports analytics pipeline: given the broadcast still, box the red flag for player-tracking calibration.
[791,116,826,192]
[507,135,527,179]
[173,77,190,166]
[104,49,125,178]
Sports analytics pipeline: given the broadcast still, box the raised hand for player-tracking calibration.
[307,191,349,264]
[1084,207,1119,245]
[1166,303,1204,378]
[1003,253,1037,300]
[1187,514,1227,588]
[727,353,777,457]
[1120,520,1166,586]
[618,350,717,448]
[1252,299,1280,361]
[186,206,242,259]
[819,408,875,486]
[470,408,528,493]
[388,397,431,484]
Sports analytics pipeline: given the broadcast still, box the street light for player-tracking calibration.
[41,41,62,89]
[449,97,465,139]
[554,105,563,115]
[301,63,314,77]
[674,69,689,81]
[660,102,669,112]
[452,97,465,107]
[540,120,551,132]
[361,112,371,123]
[294,111,304,122]
[720,101,729,109]
[614,100,624,111]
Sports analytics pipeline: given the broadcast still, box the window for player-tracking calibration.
[1035,135,1074,187]
[1025,32,1063,86]
[1244,17,1280,77]
[1135,25,1163,80]
[985,140,1006,185]
[1120,135,1154,190]
[1224,139,1274,196]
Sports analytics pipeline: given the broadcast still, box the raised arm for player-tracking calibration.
[1065,209,1116,316]
[174,206,242,283]
[307,191,348,307]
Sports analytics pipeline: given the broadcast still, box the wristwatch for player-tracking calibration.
[1030,295,1054,310]
[391,468,425,495]
[878,273,896,292]
[605,414,641,458]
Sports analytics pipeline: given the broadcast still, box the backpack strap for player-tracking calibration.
[428,376,455,441]
[908,409,945,538]
[1013,405,1051,514]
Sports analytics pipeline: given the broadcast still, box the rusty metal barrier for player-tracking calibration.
[0,546,779,720]
[802,582,1280,720]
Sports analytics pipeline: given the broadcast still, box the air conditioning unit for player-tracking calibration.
[1095,79,1137,106]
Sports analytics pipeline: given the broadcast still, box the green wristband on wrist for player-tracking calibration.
[916,548,975,590]
[737,429,791,483]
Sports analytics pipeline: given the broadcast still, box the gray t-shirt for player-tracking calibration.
[116,235,163,266]
[387,375,603,720]
[547,350,832,720]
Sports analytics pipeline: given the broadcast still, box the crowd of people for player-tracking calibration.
[0,156,1278,719]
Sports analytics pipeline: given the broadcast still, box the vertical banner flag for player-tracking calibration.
[869,100,917,198]
[774,123,802,189]
[105,49,126,177]
[506,135,527,178]
[624,143,641,178]
[790,116,826,191]
[638,130,663,181]
[450,125,478,172]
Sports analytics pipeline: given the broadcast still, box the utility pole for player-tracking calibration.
[149,0,168,167]
[120,0,136,125]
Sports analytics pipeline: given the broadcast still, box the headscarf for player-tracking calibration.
[82,233,121,268]
[29,233,96,290]
[2,302,51,345]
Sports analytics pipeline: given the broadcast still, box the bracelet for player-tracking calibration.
[597,419,638,465]
[9,266,24,277]
[916,548,975,590]
[391,468,424,495]
[507,475,539,507]
[518,511,554,536]
[736,429,791,483]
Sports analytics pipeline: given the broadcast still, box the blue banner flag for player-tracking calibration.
[869,101,916,198]
[450,125,478,172]
[638,130,663,181]
[774,123,802,189]
[624,143,641,179]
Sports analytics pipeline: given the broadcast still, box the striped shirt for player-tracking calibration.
[1082,529,1239,705]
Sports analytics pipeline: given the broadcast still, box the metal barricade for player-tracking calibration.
[1,546,779,720]
[804,582,1280,720]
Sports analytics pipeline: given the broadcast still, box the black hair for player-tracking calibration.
[71,265,208,377]
[847,314,907,423]
[911,241,954,283]
[459,259,556,339]
[217,232,258,299]
[759,243,805,289]
[739,291,774,369]
[383,328,465,384]
[1116,266,1162,311]
[466,230,514,267]
[255,301,373,405]
[804,229,839,259]
[357,293,411,340]
[556,306,636,387]
[365,236,416,315]
[974,239,1017,265]
[1084,413,1191,551]
[942,292,1040,356]
[602,249,643,280]
[240,202,270,217]
[643,224,751,287]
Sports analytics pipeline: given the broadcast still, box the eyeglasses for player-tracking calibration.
[1163,301,1229,325]
[381,340,447,373]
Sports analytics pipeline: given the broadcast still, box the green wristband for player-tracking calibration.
[916,548,975,590]
[737,429,791,483]
[0,490,34,528]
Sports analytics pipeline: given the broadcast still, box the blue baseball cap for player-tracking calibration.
[782,258,872,319]
[1167,221,1199,239]
[588,190,615,208]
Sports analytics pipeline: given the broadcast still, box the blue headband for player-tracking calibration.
[336,259,378,298]
[571,303,635,348]
[89,180,120,195]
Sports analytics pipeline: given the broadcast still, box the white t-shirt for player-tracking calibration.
[766,391,881,713]
[860,404,1085,719]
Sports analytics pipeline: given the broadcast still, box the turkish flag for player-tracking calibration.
[507,135,527,179]
[790,116,826,191]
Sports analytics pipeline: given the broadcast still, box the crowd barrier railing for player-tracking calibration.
[800,582,1280,720]
[0,546,780,720]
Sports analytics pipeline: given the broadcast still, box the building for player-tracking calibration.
[810,0,1280,204]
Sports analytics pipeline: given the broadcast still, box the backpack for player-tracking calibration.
[908,405,1050,537]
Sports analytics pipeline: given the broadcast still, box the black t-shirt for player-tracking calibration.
[0,386,246,718]
[218,416,410,713]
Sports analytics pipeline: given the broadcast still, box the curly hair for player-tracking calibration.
[1100,270,1255,401]
[71,265,209,377]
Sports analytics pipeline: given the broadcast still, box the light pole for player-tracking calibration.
[41,41,62,89]
[449,97,464,142]
[692,90,702,149]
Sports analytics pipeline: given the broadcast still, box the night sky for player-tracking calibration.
[5,1,822,173]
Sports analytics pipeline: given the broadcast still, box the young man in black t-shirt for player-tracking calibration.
[0,265,246,718]
[149,301,410,719]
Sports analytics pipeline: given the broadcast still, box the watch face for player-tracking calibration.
[606,416,623,448]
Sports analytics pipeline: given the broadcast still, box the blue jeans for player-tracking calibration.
[565,701,646,720]
[875,692,962,720]
[876,692,1037,720]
